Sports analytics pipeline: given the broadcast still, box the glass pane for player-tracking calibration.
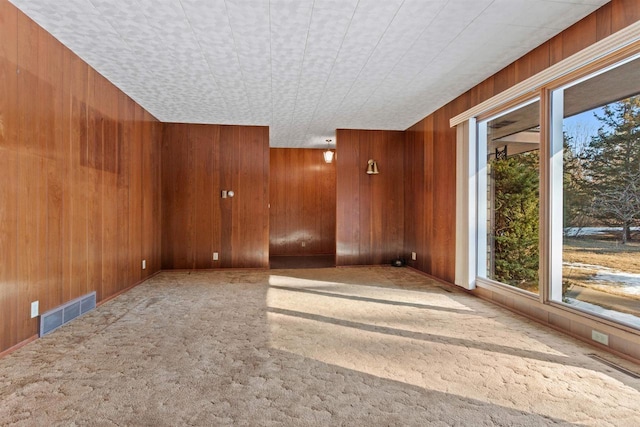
[481,100,540,294]
[561,56,640,327]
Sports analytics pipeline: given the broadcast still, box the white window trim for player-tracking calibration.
[455,119,476,290]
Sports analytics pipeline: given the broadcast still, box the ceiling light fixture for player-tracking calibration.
[323,139,334,163]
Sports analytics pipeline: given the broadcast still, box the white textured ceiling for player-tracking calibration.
[9,0,609,148]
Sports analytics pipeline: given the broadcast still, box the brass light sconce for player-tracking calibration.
[366,159,379,175]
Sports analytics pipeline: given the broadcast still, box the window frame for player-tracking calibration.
[454,27,640,334]
[545,52,640,329]
[475,98,542,297]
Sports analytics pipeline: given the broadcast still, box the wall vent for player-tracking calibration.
[39,292,96,337]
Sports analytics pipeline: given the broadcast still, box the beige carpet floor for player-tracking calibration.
[1,267,639,426]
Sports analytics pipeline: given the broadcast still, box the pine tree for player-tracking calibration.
[580,96,640,243]
[491,151,539,288]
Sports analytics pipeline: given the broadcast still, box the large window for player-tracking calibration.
[477,100,540,295]
[550,55,640,328]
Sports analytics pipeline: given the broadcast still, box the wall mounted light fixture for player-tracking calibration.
[366,159,379,175]
[323,139,334,163]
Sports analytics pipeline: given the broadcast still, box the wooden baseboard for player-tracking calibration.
[0,271,163,359]
[0,334,38,358]
[98,270,163,307]
[405,266,461,290]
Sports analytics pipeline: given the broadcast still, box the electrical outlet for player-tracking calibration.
[592,330,609,346]
[411,252,417,261]
[142,259,146,270]
[213,252,219,261]
[301,242,306,247]
[30,301,39,318]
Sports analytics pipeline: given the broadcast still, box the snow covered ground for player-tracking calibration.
[564,262,640,296]
[563,261,640,327]
[564,226,640,237]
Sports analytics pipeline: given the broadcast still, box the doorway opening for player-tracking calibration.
[269,148,336,269]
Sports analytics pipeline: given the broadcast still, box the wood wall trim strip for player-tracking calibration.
[450,20,640,127]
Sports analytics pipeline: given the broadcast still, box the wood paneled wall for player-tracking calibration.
[336,129,404,266]
[161,123,269,269]
[403,0,640,283]
[270,149,336,256]
[0,1,161,354]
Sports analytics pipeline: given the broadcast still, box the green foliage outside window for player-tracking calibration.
[491,151,540,290]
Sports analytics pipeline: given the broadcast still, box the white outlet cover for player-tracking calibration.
[31,301,39,318]
[592,330,609,346]
[411,252,417,261]
[142,259,146,270]
[213,252,219,261]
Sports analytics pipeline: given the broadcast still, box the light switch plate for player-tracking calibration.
[31,301,39,318]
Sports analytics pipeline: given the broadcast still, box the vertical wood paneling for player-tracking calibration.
[86,70,103,300]
[235,126,269,267]
[68,52,88,303]
[336,129,360,265]
[0,0,19,351]
[0,0,162,354]
[128,104,144,281]
[193,125,214,269]
[218,125,235,268]
[611,0,640,32]
[336,129,404,266]
[431,109,456,282]
[141,112,155,278]
[43,29,64,311]
[150,119,163,276]
[423,116,435,274]
[99,74,118,298]
[595,4,613,41]
[116,93,132,291]
[403,120,423,270]
[161,123,269,269]
[269,148,336,256]
[16,12,45,344]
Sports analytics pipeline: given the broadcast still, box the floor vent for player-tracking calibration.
[588,354,640,379]
[40,292,96,337]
